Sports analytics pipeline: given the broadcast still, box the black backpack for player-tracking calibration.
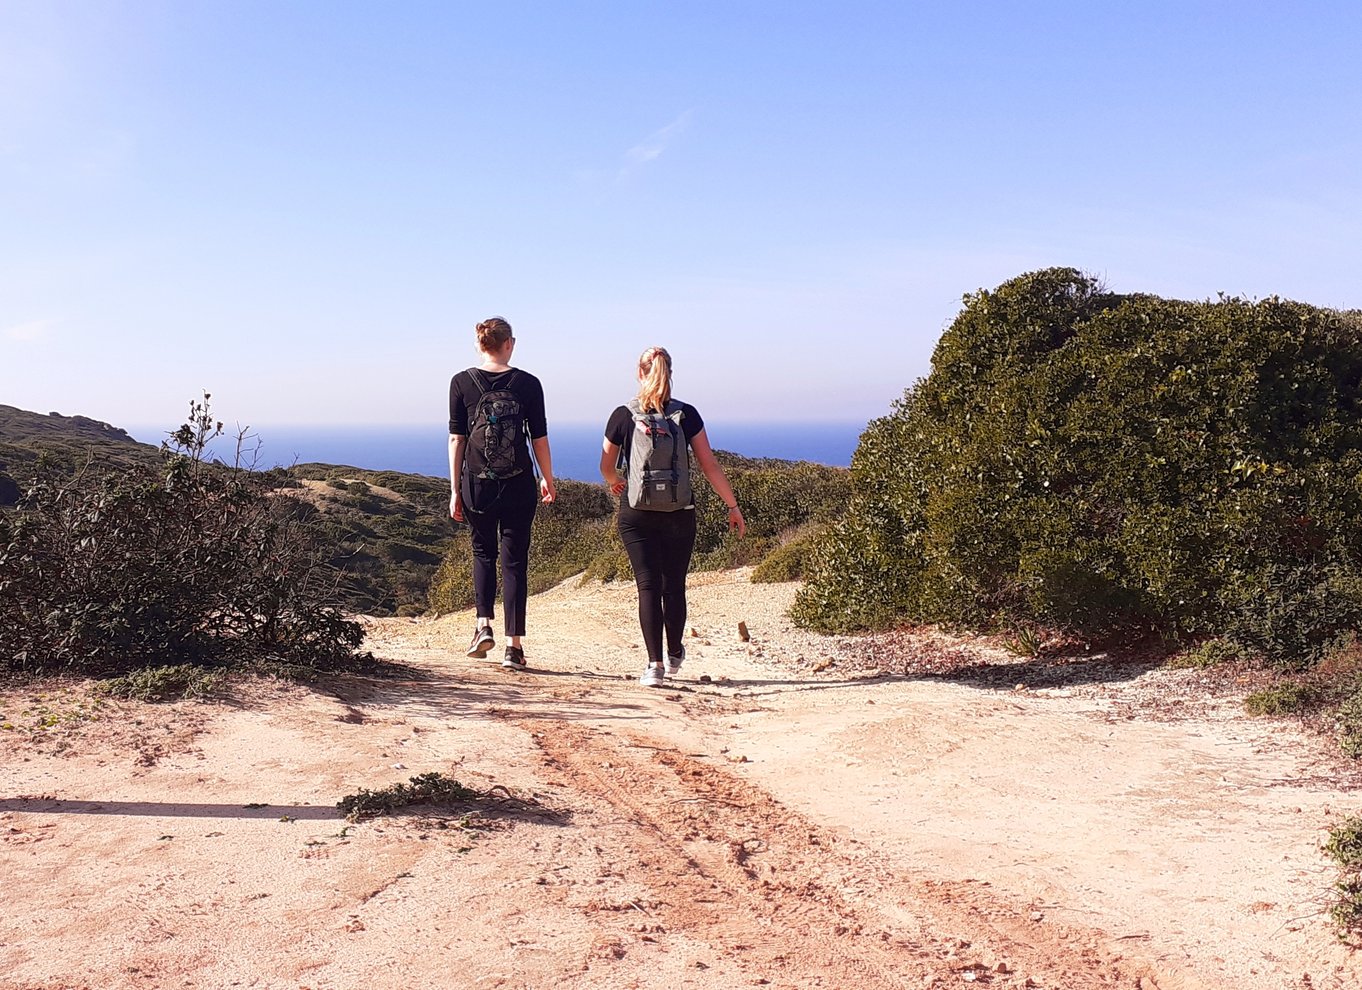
[465,369,527,480]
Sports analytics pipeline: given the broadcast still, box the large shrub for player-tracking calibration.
[793,268,1362,666]
[0,396,366,675]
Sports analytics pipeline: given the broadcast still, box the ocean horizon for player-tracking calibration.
[127,421,866,483]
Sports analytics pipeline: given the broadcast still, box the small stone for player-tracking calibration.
[689,627,700,637]
[737,621,750,642]
[1029,911,1044,922]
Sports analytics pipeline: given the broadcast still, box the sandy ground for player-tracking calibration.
[3,569,1362,990]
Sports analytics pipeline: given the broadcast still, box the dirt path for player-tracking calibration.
[3,570,1360,989]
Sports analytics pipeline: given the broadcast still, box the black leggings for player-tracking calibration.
[618,508,697,663]
[465,486,537,637]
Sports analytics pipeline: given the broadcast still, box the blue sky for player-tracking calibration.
[3,1,1360,430]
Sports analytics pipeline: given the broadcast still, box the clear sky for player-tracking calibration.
[3,1,1360,430]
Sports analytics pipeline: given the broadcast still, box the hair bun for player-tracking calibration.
[476,316,513,351]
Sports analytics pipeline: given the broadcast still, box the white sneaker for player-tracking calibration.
[666,645,686,676]
[639,664,665,688]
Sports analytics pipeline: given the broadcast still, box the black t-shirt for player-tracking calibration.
[605,400,705,514]
[450,367,548,510]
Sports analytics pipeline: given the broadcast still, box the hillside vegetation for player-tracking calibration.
[282,465,453,616]
[0,404,455,619]
[1,400,852,643]
[0,404,159,505]
[0,398,366,677]
[427,453,850,615]
[795,268,1362,668]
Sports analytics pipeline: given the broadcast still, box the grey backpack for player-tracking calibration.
[624,399,692,510]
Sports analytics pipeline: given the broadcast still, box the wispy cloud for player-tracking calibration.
[620,110,693,176]
[565,110,698,186]
[4,318,57,342]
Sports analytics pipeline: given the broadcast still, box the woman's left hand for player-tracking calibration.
[540,476,558,504]
[728,505,746,538]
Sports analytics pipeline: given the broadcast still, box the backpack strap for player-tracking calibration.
[666,403,681,504]
[469,367,523,395]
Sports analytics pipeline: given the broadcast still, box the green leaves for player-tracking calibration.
[794,267,1362,664]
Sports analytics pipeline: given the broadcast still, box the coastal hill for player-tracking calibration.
[0,403,453,614]
[0,402,849,617]
[0,404,159,502]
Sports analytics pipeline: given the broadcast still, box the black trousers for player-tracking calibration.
[618,507,697,664]
[465,477,537,637]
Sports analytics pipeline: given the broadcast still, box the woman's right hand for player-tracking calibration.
[608,475,626,497]
[728,504,746,538]
[450,492,464,523]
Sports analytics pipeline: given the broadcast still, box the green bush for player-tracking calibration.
[426,531,474,614]
[524,482,617,592]
[1325,815,1362,871]
[0,395,367,676]
[694,455,849,563]
[1243,683,1317,716]
[751,524,830,583]
[794,267,1362,667]
[337,771,480,821]
[1167,638,1242,669]
[580,548,632,584]
[1331,876,1362,936]
[1338,690,1362,758]
[95,664,224,701]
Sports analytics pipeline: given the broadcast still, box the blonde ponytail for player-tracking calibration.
[636,346,673,413]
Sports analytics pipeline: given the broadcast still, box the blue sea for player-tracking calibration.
[129,421,865,482]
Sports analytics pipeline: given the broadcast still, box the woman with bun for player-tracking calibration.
[600,346,745,687]
[449,316,556,670]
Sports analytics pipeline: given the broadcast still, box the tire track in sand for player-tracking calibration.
[528,718,1179,990]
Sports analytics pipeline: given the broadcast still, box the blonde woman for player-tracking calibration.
[449,317,557,670]
[600,346,745,687]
